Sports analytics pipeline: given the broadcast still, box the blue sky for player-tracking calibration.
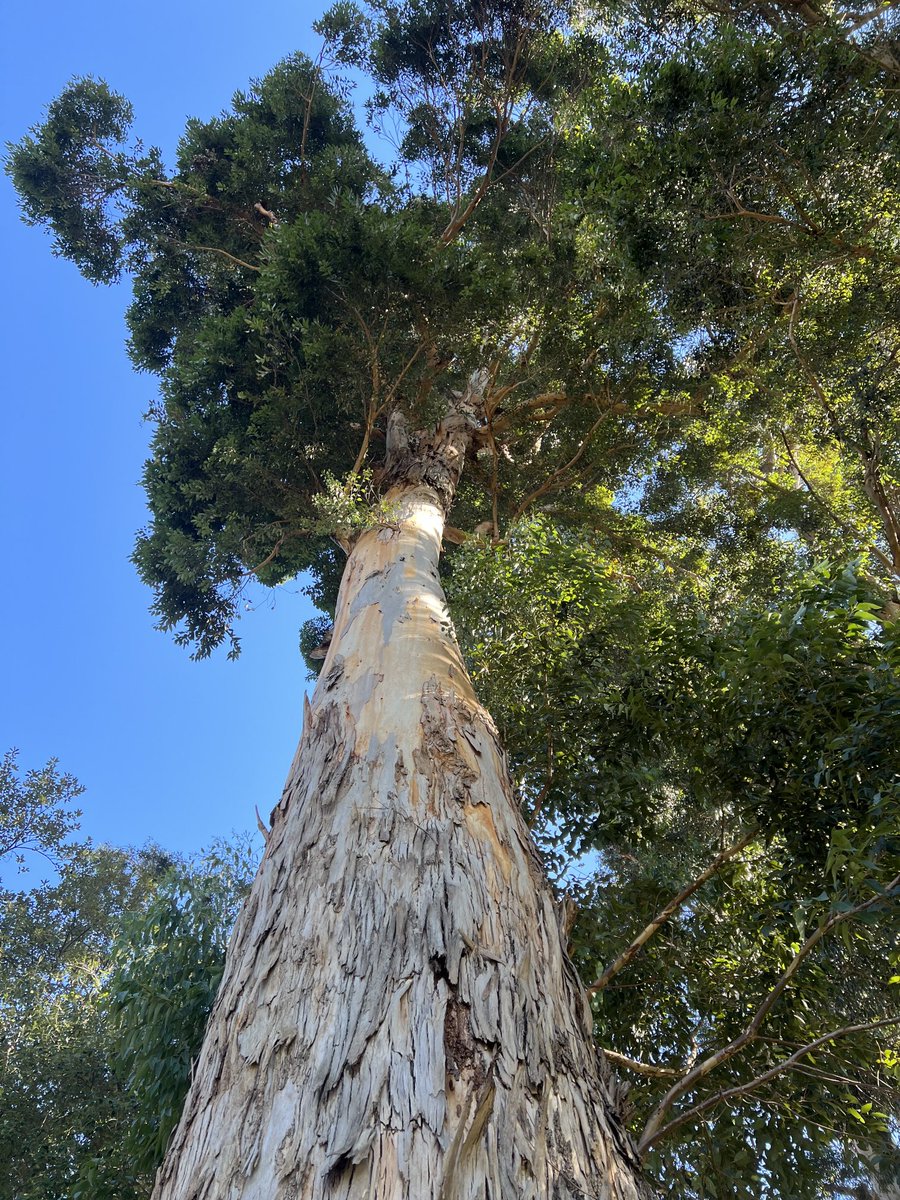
[1,1,342,857]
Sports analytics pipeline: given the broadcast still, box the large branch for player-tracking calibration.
[640,1016,900,1151]
[637,873,900,1154]
[778,431,897,576]
[601,1049,684,1079]
[758,0,900,75]
[511,407,613,519]
[859,441,900,573]
[489,391,699,439]
[587,827,759,994]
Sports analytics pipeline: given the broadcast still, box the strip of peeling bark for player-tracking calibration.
[151,413,653,1199]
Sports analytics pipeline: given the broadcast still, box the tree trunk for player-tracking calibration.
[151,478,652,1200]
[856,1146,900,1200]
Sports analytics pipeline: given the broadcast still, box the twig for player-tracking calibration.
[526,737,554,828]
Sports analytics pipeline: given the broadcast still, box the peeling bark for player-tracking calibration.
[151,478,652,1200]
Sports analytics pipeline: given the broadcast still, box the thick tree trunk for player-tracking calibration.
[151,479,652,1200]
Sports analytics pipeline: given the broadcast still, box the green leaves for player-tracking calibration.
[0,749,83,871]
[0,775,174,1200]
[0,755,259,1199]
[569,1,900,588]
[7,78,135,282]
[104,837,257,1176]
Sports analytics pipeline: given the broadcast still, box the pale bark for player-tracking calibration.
[151,480,652,1200]
[856,1146,900,1200]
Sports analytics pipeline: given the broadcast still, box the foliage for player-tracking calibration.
[569,0,900,591]
[449,527,900,1198]
[0,761,172,1200]
[0,752,259,1199]
[101,836,258,1180]
[0,748,83,871]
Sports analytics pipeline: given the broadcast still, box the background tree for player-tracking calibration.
[0,753,165,1199]
[0,750,258,1200]
[448,527,900,1199]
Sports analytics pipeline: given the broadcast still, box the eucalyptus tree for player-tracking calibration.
[8,2,676,1196]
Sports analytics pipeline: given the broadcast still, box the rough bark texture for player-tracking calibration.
[151,478,653,1200]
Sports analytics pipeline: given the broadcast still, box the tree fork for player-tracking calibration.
[150,412,652,1200]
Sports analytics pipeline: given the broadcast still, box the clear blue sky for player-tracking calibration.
[1,1,341,856]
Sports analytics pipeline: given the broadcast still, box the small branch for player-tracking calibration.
[489,390,699,440]
[779,430,896,575]
[602,1049,684,1079]
[859,440,900,573]
[844,2,897,34]
[512,407,612,519]
[587,827,759,994]
[485,400,502,541]
[637,873,900,1154]
[787,296,855,439]
[526,737,554,829]
[783,300,899,573]
[175,241,260,272]
[706,207,813,234]
[336,291,386,480]
[488,392,569,436]
[641,1016,900,1152]
[255,805,271,844]
[243,535,285,578]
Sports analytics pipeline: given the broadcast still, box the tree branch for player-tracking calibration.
[601,1048,684,1078]
[174,241,260,272]
[243,536,285,578]
[511,406,613,519]
[640,1016,900,1151]
[587,827,759,994]
[859,439,900,573]
[778,430,896,575]
[637,873,900,1154]
[489,390,699,440]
